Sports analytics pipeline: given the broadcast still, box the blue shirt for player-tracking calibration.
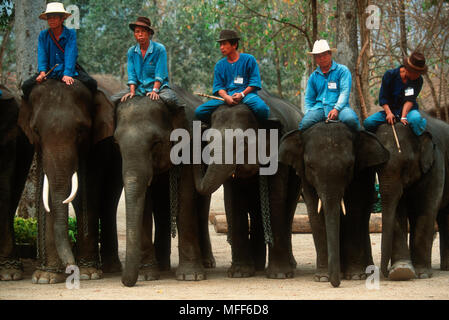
[212,53,262,96]
[37,26,78,78]
[127,41,169,96]
[304,61,352,112]
[379,66,423,113]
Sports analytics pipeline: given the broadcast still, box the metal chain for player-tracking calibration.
[35,151,46,266]
[0,259,23,271]
[169,165,181,238]
[78,258,100,269]
[259,175,273,246]
[37,264,64,273]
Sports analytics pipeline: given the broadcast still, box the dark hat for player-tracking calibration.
[129,17,154,35]
[216,29,240,42]
[403,51,428,74]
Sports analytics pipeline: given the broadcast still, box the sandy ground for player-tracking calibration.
[1,186,449,301]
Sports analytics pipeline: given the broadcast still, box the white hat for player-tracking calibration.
[307,39,337,55]
[39,2,71,20]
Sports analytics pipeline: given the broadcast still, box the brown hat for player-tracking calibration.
[129,17,154,35]
[403,51,428,74]
[217,29,240,42]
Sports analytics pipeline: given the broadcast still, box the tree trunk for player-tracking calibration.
[336,0,360,118]
[398,0,407,58]
[14,0,46,218]
[273,39,283,98]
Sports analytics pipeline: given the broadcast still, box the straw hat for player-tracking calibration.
[307,39,337,55]
[39,2,71,20]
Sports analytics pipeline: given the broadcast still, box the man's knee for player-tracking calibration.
[407,110,427,136]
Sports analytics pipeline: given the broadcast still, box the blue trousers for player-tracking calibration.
[363,109,427,136]
[195,92,270,122]
[299,107,361,132]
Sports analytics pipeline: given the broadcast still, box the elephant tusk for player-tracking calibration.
[317,198,322,214]
[341,199,346,215]
[43,174,50,212]
[63,172,78,204]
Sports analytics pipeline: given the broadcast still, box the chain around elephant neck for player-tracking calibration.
[259,175,273,246]
[169,165,182,238]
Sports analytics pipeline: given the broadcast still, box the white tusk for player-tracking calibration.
[341,199,346,215]
[43,174,50,213]
[317,198,322,214]
[63,172,78,204]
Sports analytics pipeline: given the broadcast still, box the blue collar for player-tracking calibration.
[316,60,337,76]
[134,41,154,59]
[49,25,69,40]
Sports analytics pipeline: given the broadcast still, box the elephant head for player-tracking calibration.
[279,122,389,287]
[375,122,434,277]
[114,96,187,287]
[17,79,115,267]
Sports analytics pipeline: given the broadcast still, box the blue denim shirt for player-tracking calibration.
[304,61,352,112]
[37,26,78,78]
[127,41,169,96]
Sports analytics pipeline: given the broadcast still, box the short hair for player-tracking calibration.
[228,39,239,50]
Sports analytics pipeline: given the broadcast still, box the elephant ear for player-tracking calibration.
[419,131,434,174]
[18,98,35,144]
[92,89,115,145]
[171,106,188,131]
[279,129,303,176]
[355,130,390,171]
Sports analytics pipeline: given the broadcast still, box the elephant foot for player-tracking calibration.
[313,268,329,282]
[80,267,103,280]
[344,272,367,280]
[32,269,66,284]
[101,257,122,273]
[266,261,295,279]
[177,261,206,281]
[138,262,160,281]
[227,263,255,278]
[415,267,433,279]
[0,260,23,281]
[388,261,416,281]
[202,256,216,269]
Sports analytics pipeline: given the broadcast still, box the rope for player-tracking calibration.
[259,175,273,246]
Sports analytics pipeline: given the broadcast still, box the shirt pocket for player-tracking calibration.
[326,81,339,104]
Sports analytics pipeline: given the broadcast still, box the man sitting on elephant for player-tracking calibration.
[113,16,184,110]
[363,51,428,136]
[194,29,270,123]
[299,39,360,132]
[21,2,97,101]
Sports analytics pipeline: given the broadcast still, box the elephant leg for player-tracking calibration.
[139,191,159,281]
[227,179,255,278]
[302,181,328,282]
[175,165,205,281]
[196,193,216,268]
[266,165,296,279]
[437,207,449,270]
[151,173,171,272]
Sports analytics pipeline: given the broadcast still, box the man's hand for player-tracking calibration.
[146,91,160,101]
[327,108,339,120]
[386,111,396,125]
[400,117,408,126]
[224,95,238,106]
[121,92,135,102]
[36,72,47,84]
[62,76,75,85]
[231,92,244,103]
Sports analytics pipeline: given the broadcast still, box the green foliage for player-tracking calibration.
[14,216,78,245]
[0,0,13,31]
[372,184,382,213]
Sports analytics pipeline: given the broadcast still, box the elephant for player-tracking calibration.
[18,79,123,284]
[114,85,215,287]
[0,86,34,281]
[279,122,389,287]
[193,89,302,279]
[374,114,449,280]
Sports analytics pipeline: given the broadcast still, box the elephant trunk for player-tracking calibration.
[193,163,236,195]
[378,177,403,277]
[121,161,152,287]
[322,196,342,287]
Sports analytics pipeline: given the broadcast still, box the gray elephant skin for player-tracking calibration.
[375,114,449,280]
[193,89,302,279]
[18,79,123,284]
[115,85,215,287]
[279,122,389,287]
[0,86,34,281]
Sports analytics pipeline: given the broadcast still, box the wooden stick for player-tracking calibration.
[194,92,225,101]
[391,124,402,153]
[44,64,59,78]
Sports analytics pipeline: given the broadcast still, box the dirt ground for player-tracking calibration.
[1,187,449,301]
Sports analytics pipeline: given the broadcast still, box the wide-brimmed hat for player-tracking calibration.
[403,51,428,74]
[129,17,154,35]
[216,29,240,42]
[307,39,337,55]
[39,2,71,20]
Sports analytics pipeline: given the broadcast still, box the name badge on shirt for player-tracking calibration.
[234,76,244,84]
[405,87,414,96]
[328,82,337,90]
